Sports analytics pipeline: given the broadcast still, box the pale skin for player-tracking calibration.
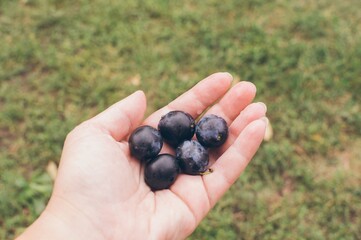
[17,72,268,240]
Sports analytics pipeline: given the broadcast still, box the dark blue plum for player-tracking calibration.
[196,115,228,148]
[129,125,163,162]
[144,154,180,191]
[158,111,195,147]
[176,140,209,175]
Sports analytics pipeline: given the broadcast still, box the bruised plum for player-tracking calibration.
[176,140,209,175]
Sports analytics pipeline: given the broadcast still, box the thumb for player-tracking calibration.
[89,90,147,141]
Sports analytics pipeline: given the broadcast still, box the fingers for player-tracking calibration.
[211,102,267,160]
[197,81,264,161]
[227,102,267,145]
[203,118,267,207]
[144,72,233,127]
[87,90,147,141]
[169,117,267,224]
[205,81,257,124]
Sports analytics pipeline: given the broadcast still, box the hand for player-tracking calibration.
[17,73,267,240]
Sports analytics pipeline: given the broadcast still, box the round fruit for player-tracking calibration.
[144,154,179,191]
[129,125,163,162]
[176,140,209,175]
[158,111,195,147]
[196,115,228,148]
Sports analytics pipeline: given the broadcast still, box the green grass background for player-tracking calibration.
[1,0,361,239]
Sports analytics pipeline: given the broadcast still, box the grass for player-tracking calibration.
[1,0,361,239]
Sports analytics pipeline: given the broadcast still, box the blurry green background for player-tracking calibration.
[1,0,361,239]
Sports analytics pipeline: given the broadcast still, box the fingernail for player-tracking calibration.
[222,72,233,81]
[257,102,267,112]
[260,116,269,125]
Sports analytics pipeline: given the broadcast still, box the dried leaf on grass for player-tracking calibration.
[129,74,141,86]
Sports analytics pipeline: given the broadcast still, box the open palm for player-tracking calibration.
[19,73,267,240]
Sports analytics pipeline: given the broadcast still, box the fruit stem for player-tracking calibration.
[200,168,214,175]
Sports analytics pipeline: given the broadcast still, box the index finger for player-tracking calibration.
[144,72,233,127]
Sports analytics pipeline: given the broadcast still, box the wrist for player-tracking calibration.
[16,198,105,240]
[16,210,74,240]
